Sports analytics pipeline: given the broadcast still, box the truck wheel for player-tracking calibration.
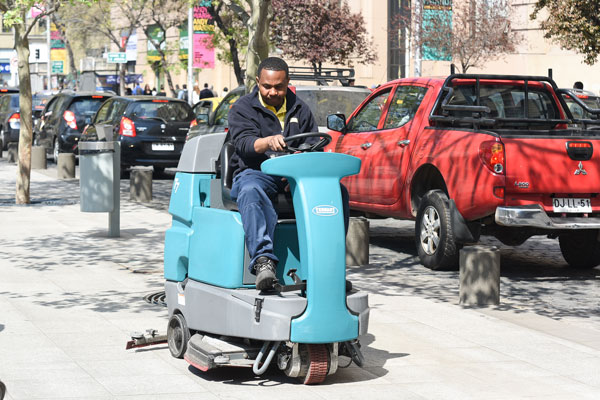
[415,190,460,270]
[167,313,190,359]
[559,231,600,269]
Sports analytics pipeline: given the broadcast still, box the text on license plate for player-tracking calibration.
[152,142,174,151]
[552,198,592,213]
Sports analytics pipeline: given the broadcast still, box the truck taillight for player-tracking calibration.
[119,117,136,137]
[63,110,77,129]
[479,141,505,174]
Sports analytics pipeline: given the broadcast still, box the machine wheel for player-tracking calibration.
[302,344,329,385]
[167,313,190,359]
[559,231,600,269]
[415,190,460,270]
[52,137,60,164]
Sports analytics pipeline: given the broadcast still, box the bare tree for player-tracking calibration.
[68,0,148,95]
[418,0,522,73]
[142,0,187,97]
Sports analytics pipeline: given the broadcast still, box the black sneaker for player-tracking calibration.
[254,256,277,290]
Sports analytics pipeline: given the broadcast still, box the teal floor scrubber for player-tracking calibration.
[163,132,369,384]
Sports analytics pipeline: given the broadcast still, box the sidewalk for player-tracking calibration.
[1,158,599,399]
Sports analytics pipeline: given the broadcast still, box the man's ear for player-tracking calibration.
[255,75,260,86]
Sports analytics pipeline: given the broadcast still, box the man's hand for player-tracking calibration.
[254,134,287,153]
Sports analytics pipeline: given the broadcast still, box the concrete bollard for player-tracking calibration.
[57,153,76,179]
[459,245,501,306]
[346,217,370,266]
[31,146,47,170]
[7,142,18,163]
[130,166,153,202]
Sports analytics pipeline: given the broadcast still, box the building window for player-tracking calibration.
[388,0,411,80]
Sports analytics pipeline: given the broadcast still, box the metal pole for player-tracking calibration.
[188,5,194,105]
[46,16,51,89]
[109,142,121,238]
[413,0,422,77]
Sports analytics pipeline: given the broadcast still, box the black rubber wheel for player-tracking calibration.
[0,379,6,400]
[559,231,600,269]
[167,313,190,359]
[415,189,461,270]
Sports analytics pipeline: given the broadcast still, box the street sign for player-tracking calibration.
[51,60,63,74]
[107,52,127,63]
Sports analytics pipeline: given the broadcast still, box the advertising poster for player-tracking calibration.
[422,0,452,61]
[179,26,188,61]
[193,1,215,69]
[146,25,165,62]
[121,31,138,62]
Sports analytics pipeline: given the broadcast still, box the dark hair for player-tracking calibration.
[257,57,289,79]
[204,83,208,88]
[573,81,584,90]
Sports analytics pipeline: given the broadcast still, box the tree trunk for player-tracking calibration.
[245,0,272,93]
[14,23,33,205]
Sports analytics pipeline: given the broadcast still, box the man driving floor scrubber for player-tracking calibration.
[227,57,350,290]
[162,57,369,384]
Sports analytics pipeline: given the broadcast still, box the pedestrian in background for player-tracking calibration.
[573,81,584,90]
[178,84,188,101]
[133,82,143,95]
[192,85,201,104]
[143,84,152,95]
[200,83,213,99]
[222,87,229,97]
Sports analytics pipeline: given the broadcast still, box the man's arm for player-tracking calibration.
[229,103,287,154]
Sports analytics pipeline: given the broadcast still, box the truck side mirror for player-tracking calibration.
[327,113,346,133]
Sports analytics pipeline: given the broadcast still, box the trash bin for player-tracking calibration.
[79,141,118,212]
[79,139,121,237]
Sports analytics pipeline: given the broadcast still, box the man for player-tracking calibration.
[200,83,213,99]
[227,57,349,290]
[178,84,188,101]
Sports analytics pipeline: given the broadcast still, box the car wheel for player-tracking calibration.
[415,189,461,270]
[53,137,60,164]
[167,313,190,359]
[559,231,600,269]
[0,126,6,151]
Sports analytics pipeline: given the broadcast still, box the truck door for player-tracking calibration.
[361,84,430,205]
[335,88,393,201]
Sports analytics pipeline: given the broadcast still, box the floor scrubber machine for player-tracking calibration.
[163,132,370,384]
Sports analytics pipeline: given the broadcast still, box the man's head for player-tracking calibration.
[204,83,209,88]
[256,57,289,108]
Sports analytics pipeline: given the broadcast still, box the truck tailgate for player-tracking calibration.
[503,137,600,194]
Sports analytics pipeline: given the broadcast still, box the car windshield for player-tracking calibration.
[68,97,107,118]
[10,95,19,108]
[130,101,193,121]
[296,88,370,126]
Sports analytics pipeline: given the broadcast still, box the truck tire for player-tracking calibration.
[415,190,460,270]
[559,231,600,269]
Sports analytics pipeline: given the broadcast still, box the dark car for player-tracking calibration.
[32,90,58,127]
[0,87,18,97]
[81,96,195,175]
[35,91,113,163]
[185,85,370,141]
[0,93,20,150]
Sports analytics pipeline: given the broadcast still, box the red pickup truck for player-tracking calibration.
[325,74,600,270]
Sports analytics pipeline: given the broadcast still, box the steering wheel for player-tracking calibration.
[283,132,332,153]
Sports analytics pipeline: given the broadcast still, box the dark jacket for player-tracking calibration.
[227,86,317,177]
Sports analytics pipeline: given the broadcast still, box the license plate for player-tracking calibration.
[151,142,174,151]
[552,198,592,213]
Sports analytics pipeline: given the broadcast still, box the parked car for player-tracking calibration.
[32,90,58,127]
[326,73,600,270]
[0,93,20,150]
[0,87,18,97]
[191,96,222,125]
[81,96,195,175]
[560,88,600,121]
[185,85,370,141]
[35,91,113,163]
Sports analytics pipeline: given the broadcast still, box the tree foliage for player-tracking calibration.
[271,0,377,74]
[418,0,522,73]
[531,0,600,65]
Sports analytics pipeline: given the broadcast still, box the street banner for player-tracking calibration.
[146,25,165,62]
[50,23,65,49]
[422,0,452,61]
[192,1,215,69]
[179,25,188,61]
[121,31,138,62]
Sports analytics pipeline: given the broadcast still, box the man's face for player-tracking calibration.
[256,69,289,108]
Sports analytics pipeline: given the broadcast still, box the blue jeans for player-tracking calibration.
[231,168,350,272]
